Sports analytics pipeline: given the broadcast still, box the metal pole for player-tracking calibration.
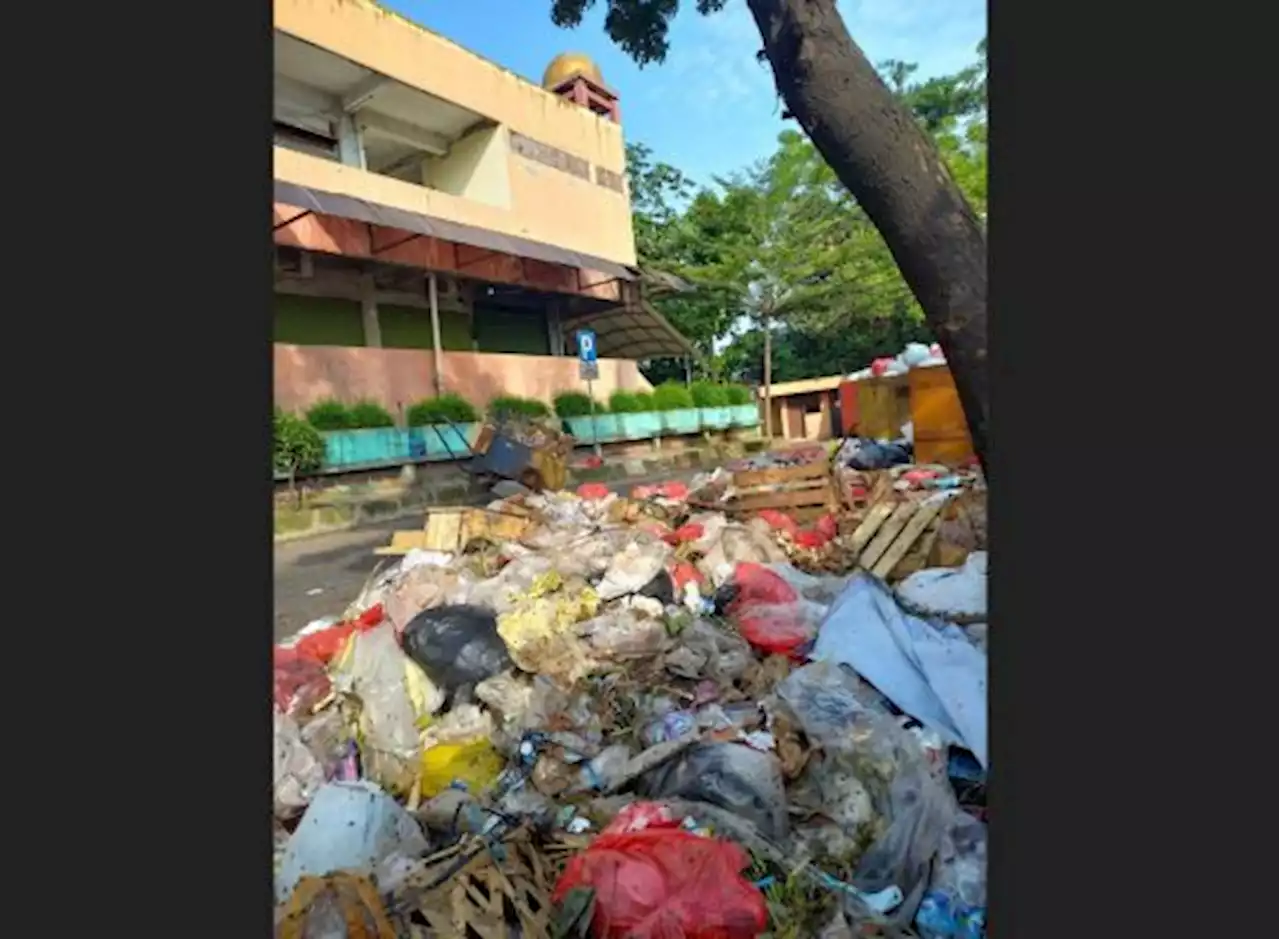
[763,313,773,439]
[587,377,601,458]
[427,273,444,395]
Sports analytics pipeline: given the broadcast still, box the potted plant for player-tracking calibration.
[273,408,325,482]
[653,382,699,435]
[725,384,760,427]
[406,393,480,461]
[691,381,733,430]
[609,390,662,440]
[554,391,615,443]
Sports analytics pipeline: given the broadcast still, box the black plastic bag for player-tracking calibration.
[847,438,913,471]
[400,604,513,694]
[637,741,790,840]
[636,569,675,605]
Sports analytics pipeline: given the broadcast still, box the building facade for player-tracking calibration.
[272,0,691,414]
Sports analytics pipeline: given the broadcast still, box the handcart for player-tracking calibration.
[428,415,574,493]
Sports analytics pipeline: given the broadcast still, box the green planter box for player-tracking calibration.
[699,406,734,429]
[564,415,620,443]
[729,404,761,427]
[615,412,664,440]
[661,408,702,436]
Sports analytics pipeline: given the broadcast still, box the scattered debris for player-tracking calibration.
[274,447,988,937]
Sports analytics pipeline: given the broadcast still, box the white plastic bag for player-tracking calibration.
[276,780,429,903]
[895,552,987,622]
[274,711,324,819]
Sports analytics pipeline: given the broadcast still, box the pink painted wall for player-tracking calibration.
[274,344,653,415]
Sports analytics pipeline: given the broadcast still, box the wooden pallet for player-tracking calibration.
[374,507,534,556]
[719,455,839,520]
[851,494,949,580]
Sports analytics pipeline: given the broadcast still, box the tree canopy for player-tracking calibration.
[627,42,987,385]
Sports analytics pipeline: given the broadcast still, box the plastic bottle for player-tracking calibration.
[914,815,987,938]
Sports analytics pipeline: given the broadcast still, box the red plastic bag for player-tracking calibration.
[577,482,612,501]
[726,564,812,659]
[552,827,767,939]
[605,801,678,834]
[757,509,799,536]
[294,605,385,665]
[902,469,940,484]
[814,514,838,541]
[664,523,705,546]
[871,357,896,377]
[632,481,690,501]
[273,646,333,716]
[670,562,704,592]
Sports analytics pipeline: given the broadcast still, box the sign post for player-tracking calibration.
[577,329,601,457]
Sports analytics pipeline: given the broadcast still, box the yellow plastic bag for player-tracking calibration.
[419,738,505,798]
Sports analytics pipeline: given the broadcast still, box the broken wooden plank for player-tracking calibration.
[373,530,428,555]
[423,510,465,552]
[849,501,897,555]
[871,498,947,579]
[859,501,919,570]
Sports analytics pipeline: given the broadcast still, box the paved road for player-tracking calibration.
[273,469,701,640]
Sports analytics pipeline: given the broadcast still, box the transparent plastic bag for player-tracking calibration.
[915,814,987,938]
[638,741,790,840]
[331,623,443,795]
[777,662,958,927]
[275,711,324,819]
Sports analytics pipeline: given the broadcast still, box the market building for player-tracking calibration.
[272,0,692,415]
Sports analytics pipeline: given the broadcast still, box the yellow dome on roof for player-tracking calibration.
[542,52,603,90]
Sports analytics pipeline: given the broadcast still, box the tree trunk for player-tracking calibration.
[745,0,988,470]
[762,313,773,439]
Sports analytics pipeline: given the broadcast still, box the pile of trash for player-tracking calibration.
[274,475,988,939]
[847,341,947,382]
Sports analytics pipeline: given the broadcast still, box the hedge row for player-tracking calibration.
[276,383,755,472]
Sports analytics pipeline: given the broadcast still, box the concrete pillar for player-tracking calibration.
[359,273,381,347]
[336,114,367,170]
[427,273,444,395]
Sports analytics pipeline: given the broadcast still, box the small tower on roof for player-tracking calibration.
[542,52,620,124]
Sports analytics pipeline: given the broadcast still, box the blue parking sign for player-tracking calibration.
[577,330,598,364]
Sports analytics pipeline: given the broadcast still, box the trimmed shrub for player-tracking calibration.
[652,382,695,411]
[488,395,551,421]
[305,398,351,431]
[690,381,730,407]
[347,399,396,429]
[724,384,754,405]
[554,391,607,418]
[274,409,325,475]
[633,391,655,411]
[609,390,643,413]
[406,393,479,426]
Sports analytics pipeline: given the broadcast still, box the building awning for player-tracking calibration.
[273,179,638,283]
[562,299,696,360]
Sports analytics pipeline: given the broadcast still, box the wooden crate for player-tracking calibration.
[373,507,534,556]
[856,372,913,439]
[909,364,975,465]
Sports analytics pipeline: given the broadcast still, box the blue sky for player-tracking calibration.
[382,0,986,187]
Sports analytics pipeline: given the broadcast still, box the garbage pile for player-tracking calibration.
[848,341,947,381]
[274,474,988,939]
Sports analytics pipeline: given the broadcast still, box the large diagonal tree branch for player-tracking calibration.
[745,0,989,469]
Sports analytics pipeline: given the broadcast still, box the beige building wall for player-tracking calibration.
[274,345,654,415]
[274,0,636,266]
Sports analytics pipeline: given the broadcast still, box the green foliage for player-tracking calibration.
[689,381,729,407]
[553,391,607,418]
[651,382,694,410]
[724,384,753,405]
[406,393,479,426]
[305,398,351,431]
[608,390,643,413]
[488,395,551,421]
[347,399,396,429]
[273,409,325,476]
[633,391,655,411]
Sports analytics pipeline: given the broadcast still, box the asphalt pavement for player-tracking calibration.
[273,469,700,641]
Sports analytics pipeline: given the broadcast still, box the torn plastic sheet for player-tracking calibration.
[811,574,987,767]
